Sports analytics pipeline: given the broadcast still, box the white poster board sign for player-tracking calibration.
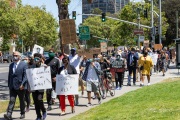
[32,44,44,56]
[56,74,79,95]
[26,67,52,91]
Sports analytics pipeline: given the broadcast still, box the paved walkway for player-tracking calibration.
[0,64,179,120]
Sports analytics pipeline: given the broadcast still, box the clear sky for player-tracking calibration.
[22,0,82,28]
[22,0,143,28]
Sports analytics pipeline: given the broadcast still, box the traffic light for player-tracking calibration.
[155,26,159,35]
[144,9,148,18]
[72,11,76,20]
[101,13,106,22]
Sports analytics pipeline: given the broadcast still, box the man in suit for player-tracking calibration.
[4,51,28,120]
[127,48,139,86]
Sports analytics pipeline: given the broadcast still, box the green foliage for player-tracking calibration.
[0,0,58,52]
[82,2,169,47]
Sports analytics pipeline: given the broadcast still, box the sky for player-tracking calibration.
[22,0,142,28]
[22,0,82,28]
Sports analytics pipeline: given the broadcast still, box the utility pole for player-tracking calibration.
[159,0,162,44]
[150,0,154,45]
[138,13,141,49]
[56,0,69,54]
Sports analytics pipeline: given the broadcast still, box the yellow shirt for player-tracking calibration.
[138,55,153,75]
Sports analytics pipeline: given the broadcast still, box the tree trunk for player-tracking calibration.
[56,0,69,54]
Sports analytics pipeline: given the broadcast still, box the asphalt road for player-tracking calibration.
[0,63,10,100]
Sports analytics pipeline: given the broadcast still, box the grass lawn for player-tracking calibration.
[71,78,180,120]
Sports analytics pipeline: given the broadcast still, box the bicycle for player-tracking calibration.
[98,70,115,99]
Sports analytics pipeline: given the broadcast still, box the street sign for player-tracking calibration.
[134,29,144,35]
[139,36,144,42]
[79,26,90,40]
[98,39,107,42]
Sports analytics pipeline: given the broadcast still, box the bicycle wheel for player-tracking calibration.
[98,79,104,99]
[107,78,115,96]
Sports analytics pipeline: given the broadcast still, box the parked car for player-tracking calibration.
[23,52,32,57]
[3,53,13,63]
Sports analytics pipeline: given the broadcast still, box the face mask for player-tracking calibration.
[49,53,55,58]
[23,60,28,63]
[13,56,19,61]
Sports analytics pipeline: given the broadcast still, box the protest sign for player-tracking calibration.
[32,44,44,56]
[100,42,107,52]
[26,67,52,91]
[60,19,76,44]
[56,74,79,95]
[78,48,101,58]
[154,44,163,50]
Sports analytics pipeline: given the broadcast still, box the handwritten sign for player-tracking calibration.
[26,67,52,91]
[100,42,107,52]
[56,74,79,95]
[60,19,76,44]
[154,44,163,50]
[32,44,44,56]
[78,48,101,58]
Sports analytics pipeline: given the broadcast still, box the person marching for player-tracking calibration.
[82,58,102,107]
[4,51,28,120]
[31,53,47,120]
[58,56,77,115]
[138,50,153,86]
[45,48,60,111]
[127,48,139,86]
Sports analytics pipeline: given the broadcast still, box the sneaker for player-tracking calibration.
[42,111,47,120]
[147,83,151,86]
[133,83,136,86]
[86,103,92,107]
[47,106,52,111]
[140,83,144,86]
[36,118,42,120]
[26,107,30,112]
[75,101,79,106]
[92,95,97,99]
[116,87,119,90]
[98,97,101,104]
[127,83,131,86]
[119,87,122,90]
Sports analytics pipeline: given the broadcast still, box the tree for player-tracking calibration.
[0,0,59,52]
[162,0,180,46]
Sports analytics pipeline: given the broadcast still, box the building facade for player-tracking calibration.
[82,0,130,14]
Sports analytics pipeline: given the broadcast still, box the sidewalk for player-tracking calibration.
[0,65,179,120]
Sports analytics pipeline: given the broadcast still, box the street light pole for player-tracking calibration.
[159,0,162,44]
[138,13,141,49]
[150,0,154,45]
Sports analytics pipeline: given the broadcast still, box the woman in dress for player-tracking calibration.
[138,50,153,86]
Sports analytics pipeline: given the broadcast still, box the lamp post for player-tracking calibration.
[132,0,145,49]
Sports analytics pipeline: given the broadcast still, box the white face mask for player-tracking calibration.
[13,56,19,61]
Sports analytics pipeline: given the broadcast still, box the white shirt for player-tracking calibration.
[86,65,99,82]
[13,60,20,73]
[69,54,81,74]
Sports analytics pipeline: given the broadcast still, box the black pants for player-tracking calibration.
[128,67,136,84]
[7,89,25,115]
[115,72,124,88]
[46,82,56,106]
[32,91,46,118]
[25,90,30,108]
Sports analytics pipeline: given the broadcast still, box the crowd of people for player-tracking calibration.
[3,46,176,120]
